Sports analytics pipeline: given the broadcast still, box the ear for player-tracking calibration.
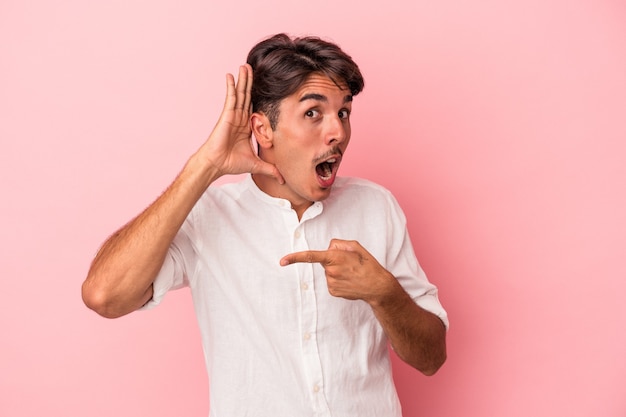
[250,112,273,149]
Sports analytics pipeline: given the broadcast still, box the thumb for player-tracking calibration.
[251,159,285,184]
[329,239,360,252]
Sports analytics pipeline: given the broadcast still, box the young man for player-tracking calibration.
[83,33,448,416]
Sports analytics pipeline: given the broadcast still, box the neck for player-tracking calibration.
[251,173,312,221]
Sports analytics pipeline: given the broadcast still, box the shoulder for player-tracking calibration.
[189,177,251,220]
[201,177,250,201]
[328,176,405,219]
[332,176,397,202]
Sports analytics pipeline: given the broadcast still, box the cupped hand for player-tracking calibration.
[200,64,284,183]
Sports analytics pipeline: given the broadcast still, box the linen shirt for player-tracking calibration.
[145,175,448,417]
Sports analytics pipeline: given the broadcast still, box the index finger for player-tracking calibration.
[280,250,330,266]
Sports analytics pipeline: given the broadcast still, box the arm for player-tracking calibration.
[82,65,283,318]
[280,239,446,375]
[367,274,447,376]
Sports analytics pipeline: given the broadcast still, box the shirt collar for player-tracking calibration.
[244,175,324,219]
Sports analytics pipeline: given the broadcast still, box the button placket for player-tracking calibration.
[291,222,330,413]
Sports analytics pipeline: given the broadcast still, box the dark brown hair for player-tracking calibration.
[247,33,365,130]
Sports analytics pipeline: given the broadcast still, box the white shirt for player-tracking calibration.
[145,175,448,417]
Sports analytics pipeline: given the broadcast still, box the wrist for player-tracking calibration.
[368,272,405,309]
[184,150,223,191]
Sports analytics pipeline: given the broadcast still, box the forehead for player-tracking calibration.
[291,73,350,101]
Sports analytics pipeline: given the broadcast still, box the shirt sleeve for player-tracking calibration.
[385,193,450,330]
[141,216,198,310]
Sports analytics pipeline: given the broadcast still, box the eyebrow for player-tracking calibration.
[299,93,353,103]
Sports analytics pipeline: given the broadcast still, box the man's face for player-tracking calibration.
[258,73,353,214]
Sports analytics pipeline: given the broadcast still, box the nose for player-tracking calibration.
[325,115,348,145]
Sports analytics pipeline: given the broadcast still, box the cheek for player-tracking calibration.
[277,149,308,177]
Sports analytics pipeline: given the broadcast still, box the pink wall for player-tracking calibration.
[2,0,625,416]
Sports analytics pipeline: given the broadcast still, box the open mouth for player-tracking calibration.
[316,158,337,180]
[315,156,340,187]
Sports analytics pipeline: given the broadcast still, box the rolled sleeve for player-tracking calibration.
[140,221,196,310]
[386,192,449,330]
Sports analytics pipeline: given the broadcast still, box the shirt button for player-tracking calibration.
[294,230,301,239]
[313,384,320,393]
[301,283,309,291]
[304,332,311,341]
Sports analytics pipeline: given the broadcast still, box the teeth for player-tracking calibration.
[322,163,332,178]
[316,157,339,181]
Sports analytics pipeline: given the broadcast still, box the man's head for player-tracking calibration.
[247,33,364,130]
[248,34,364,216]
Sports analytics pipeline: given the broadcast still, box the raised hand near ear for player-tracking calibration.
[198,64,284,184]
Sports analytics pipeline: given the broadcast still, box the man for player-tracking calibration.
[83,33,448,416]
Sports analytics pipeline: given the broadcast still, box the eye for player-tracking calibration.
[305,109,320,118]
[338,109,350,119]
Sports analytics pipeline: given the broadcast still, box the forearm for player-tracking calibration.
[369,277,447,375]
[82,152,219,318]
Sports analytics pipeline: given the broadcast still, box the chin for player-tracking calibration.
[312,186,334,202]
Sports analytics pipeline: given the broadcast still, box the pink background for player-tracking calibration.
[2,0,625,416]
